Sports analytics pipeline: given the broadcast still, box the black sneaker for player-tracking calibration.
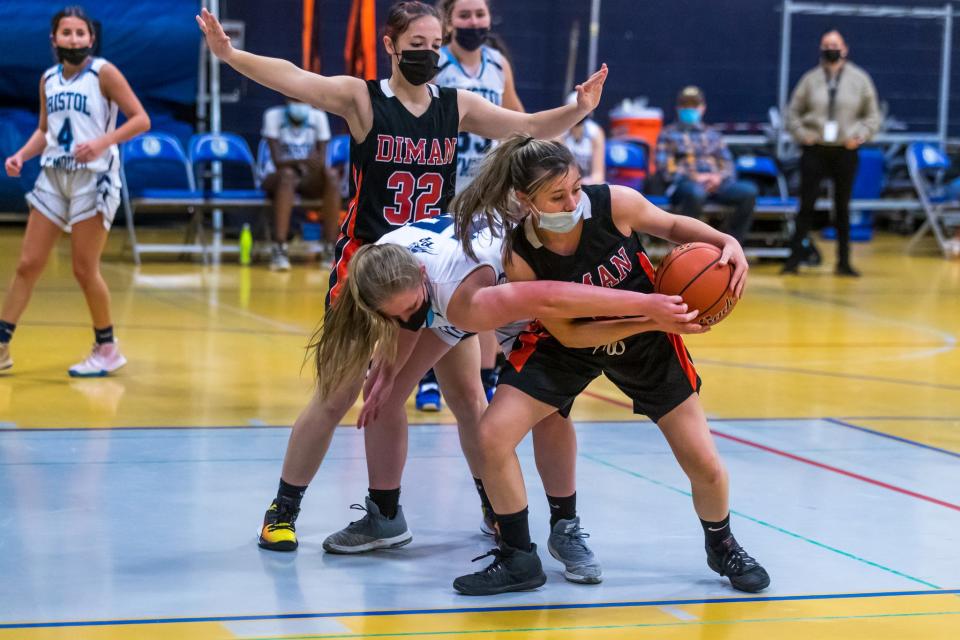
[801,238,822,266]
[835,263,861,277]
[258,497,300,551]
[705,536,770,593]
[453,543,547,596]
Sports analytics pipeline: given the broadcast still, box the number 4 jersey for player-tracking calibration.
[40,58,119,174]
[342,79,459,245]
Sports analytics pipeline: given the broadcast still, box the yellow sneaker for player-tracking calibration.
[258,499,299,551]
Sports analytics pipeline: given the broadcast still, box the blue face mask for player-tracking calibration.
[286,103,311,125]
[678,108,701,126]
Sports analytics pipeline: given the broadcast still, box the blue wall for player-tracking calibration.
[216,0,958,143]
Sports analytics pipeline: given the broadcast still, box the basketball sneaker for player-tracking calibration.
[547,517,602,584]
[415,380,442,412]
[68,342,127,377]
[322,497,412,554]
[0,343,11,371]
[453,542,547,596]
[258,497,300,551]
[705,535,770,593]
[270,243,291,271]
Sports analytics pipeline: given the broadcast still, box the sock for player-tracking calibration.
[0,320,15,344]
[546,492,576,527]
[94,325,114,345]
[700,513,731,549]
[480,367,498,390]
[277,478,307,510]
[474,477,494,518]
[369,487,400,519]
[421,369,437,386]
[495,507,532,552]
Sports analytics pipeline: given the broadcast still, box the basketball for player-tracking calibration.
[654,242,737,326]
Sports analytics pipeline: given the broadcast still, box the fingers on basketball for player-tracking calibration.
[654,242,738,327]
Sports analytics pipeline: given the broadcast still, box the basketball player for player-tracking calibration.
[1,6,150,376]
[448,136,769,595]
[313,214,701,584]
[413,0,519,412]
[196,2,608,553]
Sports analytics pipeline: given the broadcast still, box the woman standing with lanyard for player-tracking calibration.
[783,29,880,276]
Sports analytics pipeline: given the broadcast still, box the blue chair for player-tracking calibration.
[120,133,206,264]
[326,133,350,167]
[188,132,265,200]
[905,142,960,255]
[735,155,790,200]
[605,139,648,191]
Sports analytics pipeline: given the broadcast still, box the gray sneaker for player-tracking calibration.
[0,343,11,371]
[547,517,602,584]
[322,497,413,554]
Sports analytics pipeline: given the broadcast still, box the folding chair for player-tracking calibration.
[905,142,960,256]
[120,133,205,264]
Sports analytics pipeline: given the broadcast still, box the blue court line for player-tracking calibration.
[581,454,943,590]
[695,357,960,392]
[2,589,957,630]
[823,417,960,459]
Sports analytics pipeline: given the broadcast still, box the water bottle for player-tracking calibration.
[239,223,253,266]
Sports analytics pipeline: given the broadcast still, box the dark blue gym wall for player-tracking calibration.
[218,0,958,143]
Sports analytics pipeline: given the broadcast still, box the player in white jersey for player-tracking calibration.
[315,214,693,584]
[260,99,339,270]
[417,0,525,411]
[1,7,150,376]
[562,92,607,185]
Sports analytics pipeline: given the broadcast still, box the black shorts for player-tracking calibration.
[326,235,364,309]
[498,330,701,423]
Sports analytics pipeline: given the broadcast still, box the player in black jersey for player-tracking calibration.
[449,136,769,596]
[197,2,609,554]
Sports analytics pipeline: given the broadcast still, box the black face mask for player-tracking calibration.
[396,49,440,86]
[820,49,842,63]
[453,27,488,52]
[396,288,432,331]
[56,46,92,65]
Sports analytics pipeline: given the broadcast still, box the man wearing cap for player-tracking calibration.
[655,86,756,244]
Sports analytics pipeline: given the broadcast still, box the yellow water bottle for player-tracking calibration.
[239,223,253,266]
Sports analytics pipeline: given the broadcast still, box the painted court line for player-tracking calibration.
[580,390,960,512]
[582,454,942,590]
[2,590,957,630]
[823,417,960,459]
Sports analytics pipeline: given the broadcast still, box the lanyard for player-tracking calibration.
[824,66,844,120]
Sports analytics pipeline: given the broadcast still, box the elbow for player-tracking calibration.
[140,113,152,134]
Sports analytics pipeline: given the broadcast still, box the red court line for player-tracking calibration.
[579,390,960,512]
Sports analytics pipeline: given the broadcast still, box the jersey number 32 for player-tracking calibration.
[383,171,443,225]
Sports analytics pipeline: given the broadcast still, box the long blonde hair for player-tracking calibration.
[451,135,576,259]
[309,243,423,398]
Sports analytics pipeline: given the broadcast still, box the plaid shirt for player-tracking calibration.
[655,122,734,183]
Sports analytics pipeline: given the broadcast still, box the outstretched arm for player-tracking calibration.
[458,64,607,141]
[196,9,368,137]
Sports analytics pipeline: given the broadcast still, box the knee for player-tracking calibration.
[474,422,514,470]
[688,454,727,488]
[278,167,300,187]
[15,255,45,283]
[72,259,100,286]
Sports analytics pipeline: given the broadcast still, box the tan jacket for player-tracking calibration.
[787,61,881,146]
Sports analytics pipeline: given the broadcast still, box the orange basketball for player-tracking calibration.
[654,242,737,326]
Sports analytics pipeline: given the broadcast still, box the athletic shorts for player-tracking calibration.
[26,167,120,232]
[498,328,701,423]
[326,235,364,308]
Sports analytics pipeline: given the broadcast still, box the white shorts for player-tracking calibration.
[430,325,475,347]
[26,167,120,232]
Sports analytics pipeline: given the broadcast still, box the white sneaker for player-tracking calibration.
[946,239,960,258]
[68,342,127,377]
[0,343,11,371]
[270,244,291,271]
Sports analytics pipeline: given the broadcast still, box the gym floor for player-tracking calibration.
[1,229,957,639]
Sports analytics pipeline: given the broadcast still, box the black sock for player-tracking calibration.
[277,478,307,509]
[369,487,400,519]
[94,325,114,345]
[0,320,14,344]
[480,367,498,389]
[474,477,494,517]
[700,513,731,549]
[495,507,532,552]
[547,492,577,527]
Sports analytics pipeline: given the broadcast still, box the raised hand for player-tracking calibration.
[575,63,608,114]
[195,7,235,62]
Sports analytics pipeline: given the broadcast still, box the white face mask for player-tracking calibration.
[533,194,585,234]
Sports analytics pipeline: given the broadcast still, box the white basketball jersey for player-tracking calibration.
[563,119,601,178]
[435,45,506,193]
[376,215,504,331]
[40,58,119,173]
[260,105,331,175]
